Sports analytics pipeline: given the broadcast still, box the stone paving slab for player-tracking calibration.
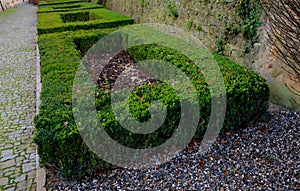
[0,4,38,191]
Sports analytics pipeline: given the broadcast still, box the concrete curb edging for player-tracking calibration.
[35,43,46,191]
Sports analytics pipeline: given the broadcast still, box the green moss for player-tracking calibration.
[214,37,226,55]
[186,20,193,30]
[140,0,146,7]
[215,12,223,20]
[166,0,179,18]
[196,23,202,31]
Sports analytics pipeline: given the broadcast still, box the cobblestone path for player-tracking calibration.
[0,4,38,191]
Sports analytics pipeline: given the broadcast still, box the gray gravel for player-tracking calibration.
[47,104,300,190]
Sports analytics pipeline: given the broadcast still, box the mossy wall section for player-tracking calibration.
[105,0,255,66]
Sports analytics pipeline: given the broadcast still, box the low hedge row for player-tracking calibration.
[38,2,103,13]
[36,3,139,179]
[38,0,82,6]
[35,29,117,179]
[37,8,134,35]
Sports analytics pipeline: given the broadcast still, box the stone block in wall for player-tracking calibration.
[2,0,24,9]
[0,1,3,11]
[0,0,6,11]
[200,25,209,34]
[3,0,12,9]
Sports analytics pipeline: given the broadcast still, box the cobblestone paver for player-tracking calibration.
[0,4,38,191]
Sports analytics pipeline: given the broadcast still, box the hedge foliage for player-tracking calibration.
[38,2,103,13]
[37,8,134,34]
[38,0,82,6]
[80,27,270,152]
[35,29,117,179]
[127,45,269,134]
[35,2,135,179]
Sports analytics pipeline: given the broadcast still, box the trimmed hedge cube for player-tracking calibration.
[37,8,134,34]
[38,0,82,6]
[38,2,103,13]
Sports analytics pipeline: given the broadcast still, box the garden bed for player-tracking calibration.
[35,1,269,180]
[35,26,269,180]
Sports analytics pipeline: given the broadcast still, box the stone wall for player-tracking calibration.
[105,0,300,111]
[0,0,29,11]
[105,0,254,65]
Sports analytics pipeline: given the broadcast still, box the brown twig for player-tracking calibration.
[262,0,300,81]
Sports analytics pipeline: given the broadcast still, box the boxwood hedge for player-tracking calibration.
[38,2,103,13]
[127,45,269,134]
[35,29,117,179]
[37,8,134,34]
[38,0,82,6]
[76,27,269,152]
[35,11,269,178]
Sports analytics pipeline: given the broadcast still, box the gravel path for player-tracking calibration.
[47,106,300,189]
[0,4,38,191]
